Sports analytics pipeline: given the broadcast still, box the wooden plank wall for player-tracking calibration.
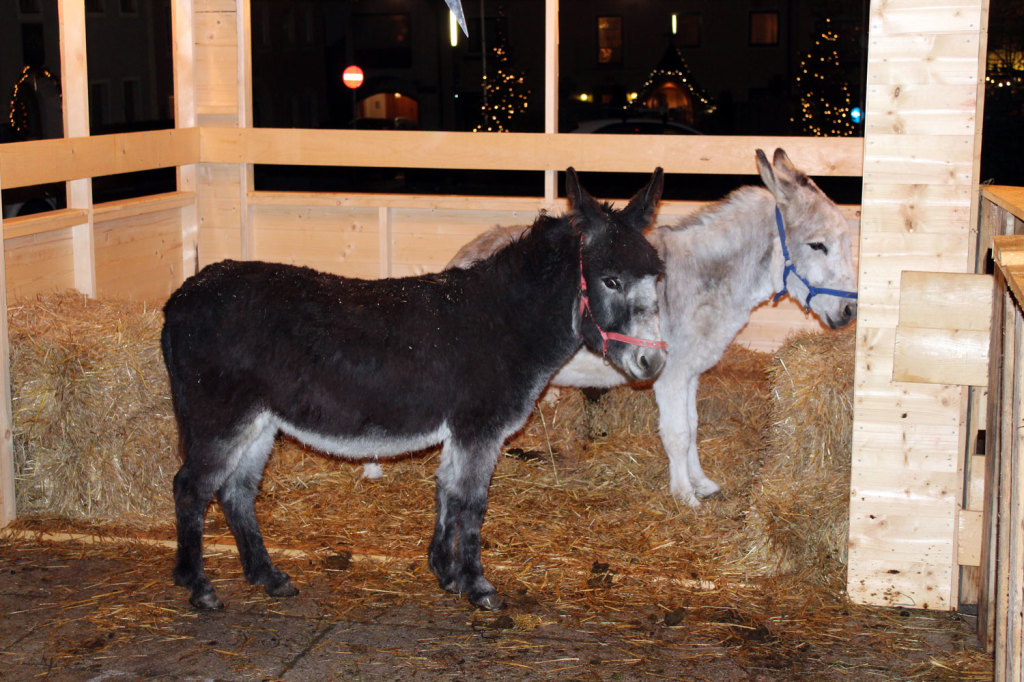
[847,0,989,610]
[981,235,1024,678]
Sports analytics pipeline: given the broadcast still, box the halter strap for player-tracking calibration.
[578,236,668,356]
[771,206,858,310]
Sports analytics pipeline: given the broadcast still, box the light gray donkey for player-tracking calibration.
[444,149,858,507]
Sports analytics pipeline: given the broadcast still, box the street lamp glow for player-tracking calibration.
[672,13,678,35]
[449,11,458,47]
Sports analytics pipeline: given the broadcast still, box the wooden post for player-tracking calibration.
[847,0,991,610]
[173,0,199,277]
[0,167,14,528]
[58,0,96,297]
[543,0,558,204]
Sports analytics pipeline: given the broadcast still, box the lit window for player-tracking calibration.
[750,11,779,46]
[597,16,622,65]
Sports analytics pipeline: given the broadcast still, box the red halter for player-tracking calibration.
[578,236,668,356]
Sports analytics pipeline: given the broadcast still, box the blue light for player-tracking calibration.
[850,107,862,124]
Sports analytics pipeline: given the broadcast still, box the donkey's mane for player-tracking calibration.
[469,210,576,286]
[669,185,773,234]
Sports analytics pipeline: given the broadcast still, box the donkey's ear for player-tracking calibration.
[773,148,798,175]
[755,148,779,197]
[758,148,808,203]
[566,167,603,226]
[622,167,664,231]
[566,167,593,212]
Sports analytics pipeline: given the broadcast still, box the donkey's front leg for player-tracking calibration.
[428,440,503,610]
[684,374,720,500]
[654,369,701,507]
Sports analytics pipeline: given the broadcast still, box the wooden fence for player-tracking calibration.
[979,188,1024,680]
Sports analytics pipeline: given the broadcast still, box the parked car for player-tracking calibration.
[571,118,702,135]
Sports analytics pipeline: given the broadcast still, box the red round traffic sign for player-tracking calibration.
[342,65,364,89]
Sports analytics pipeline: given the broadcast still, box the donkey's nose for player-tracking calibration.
[844,302,857,322]
[638,349,666,379]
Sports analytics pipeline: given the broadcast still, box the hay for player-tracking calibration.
[748,326,857,589]
[9,293,178,523]
[2,304,991,677]
[7,293,855,593]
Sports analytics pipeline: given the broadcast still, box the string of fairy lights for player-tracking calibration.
[7,65,62,137]
[636,46,712,111]
[792,18,856,137]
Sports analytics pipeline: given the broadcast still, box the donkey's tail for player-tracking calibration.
[160,320,190,461]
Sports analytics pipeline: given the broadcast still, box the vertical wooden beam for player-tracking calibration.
[0,168,14,528]
[58,0,96,297]
[543,0,558,204]
[378,207,392,279]
[173,0,199,278]
[847,0,990,610]
[236,0,255,261]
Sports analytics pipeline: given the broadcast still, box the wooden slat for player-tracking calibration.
[3,229,76,299]
[864,84,981,136]
[93,192,196,220]
[94,207,185,302]
[898,271,993,331]
[893,327,990,386]
[866,33,987,85]
[2,209,90,240]
[982,186,1024,218]
[1008,311,1024,679]
[958,509,983,567]
[892,271,993,386]
[869,0,988,36]
[0,129,201,190]
[200,128,865,176]
[861,182,972,234]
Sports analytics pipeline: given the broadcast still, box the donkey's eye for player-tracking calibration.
[808,242,829,254]
[602,277,622,291]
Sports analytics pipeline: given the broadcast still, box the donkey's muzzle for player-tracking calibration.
[623,345,667,382]
[826,301,857,329]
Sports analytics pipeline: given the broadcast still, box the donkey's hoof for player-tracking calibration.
[189,590,224,611]
[471,592,506,611]
[266,578,299,598]
[695,479,722,499]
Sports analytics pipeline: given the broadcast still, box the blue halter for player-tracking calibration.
[772,205,858,310]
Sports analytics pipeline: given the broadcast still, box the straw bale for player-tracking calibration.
[747,326,856,589]
[9,293,178,524]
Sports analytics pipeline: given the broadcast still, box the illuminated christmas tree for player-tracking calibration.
[793,17,857,136]
[474,7,530,132]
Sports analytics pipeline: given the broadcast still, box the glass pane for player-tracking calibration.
[252,0,543,134]
[981,0,1024,187]
[2,0,63,142]
[251,0,544,194]
[80,0,174,201]
[560,1,867,140]
[85,0,173,134]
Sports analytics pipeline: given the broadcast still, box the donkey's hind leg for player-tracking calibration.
[428,438,504,611]
[216,415,298,600]
[173,447,229,610]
